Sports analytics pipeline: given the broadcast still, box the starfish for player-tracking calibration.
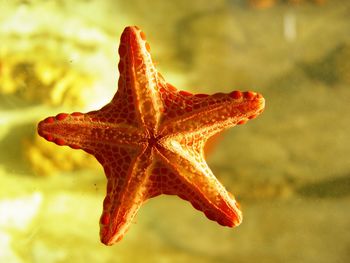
[37,26,265,245]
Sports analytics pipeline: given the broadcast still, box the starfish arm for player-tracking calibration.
[158,83,265,136]
[37,25,266,246]
[98,145,154,245]
[111,26,164,132]
[37,111,146,149]
[38,111,154,245]
[145,146,242,227]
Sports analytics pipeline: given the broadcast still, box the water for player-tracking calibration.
[1,0,349,262]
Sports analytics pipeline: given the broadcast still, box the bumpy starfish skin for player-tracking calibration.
[37,26,265,245]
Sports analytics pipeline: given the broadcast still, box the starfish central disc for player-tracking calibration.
[37,25,265,246]
[148,134,160,147]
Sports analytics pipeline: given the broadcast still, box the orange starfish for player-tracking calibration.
[37,26,265,245]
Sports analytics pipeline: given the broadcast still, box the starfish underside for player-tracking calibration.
[38,26,265,245]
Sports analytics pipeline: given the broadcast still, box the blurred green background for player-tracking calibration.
[1,0,350,262]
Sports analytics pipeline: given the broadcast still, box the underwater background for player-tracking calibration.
[1,0,349,262]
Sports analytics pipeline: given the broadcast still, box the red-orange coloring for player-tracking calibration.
[37,26,265,246]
